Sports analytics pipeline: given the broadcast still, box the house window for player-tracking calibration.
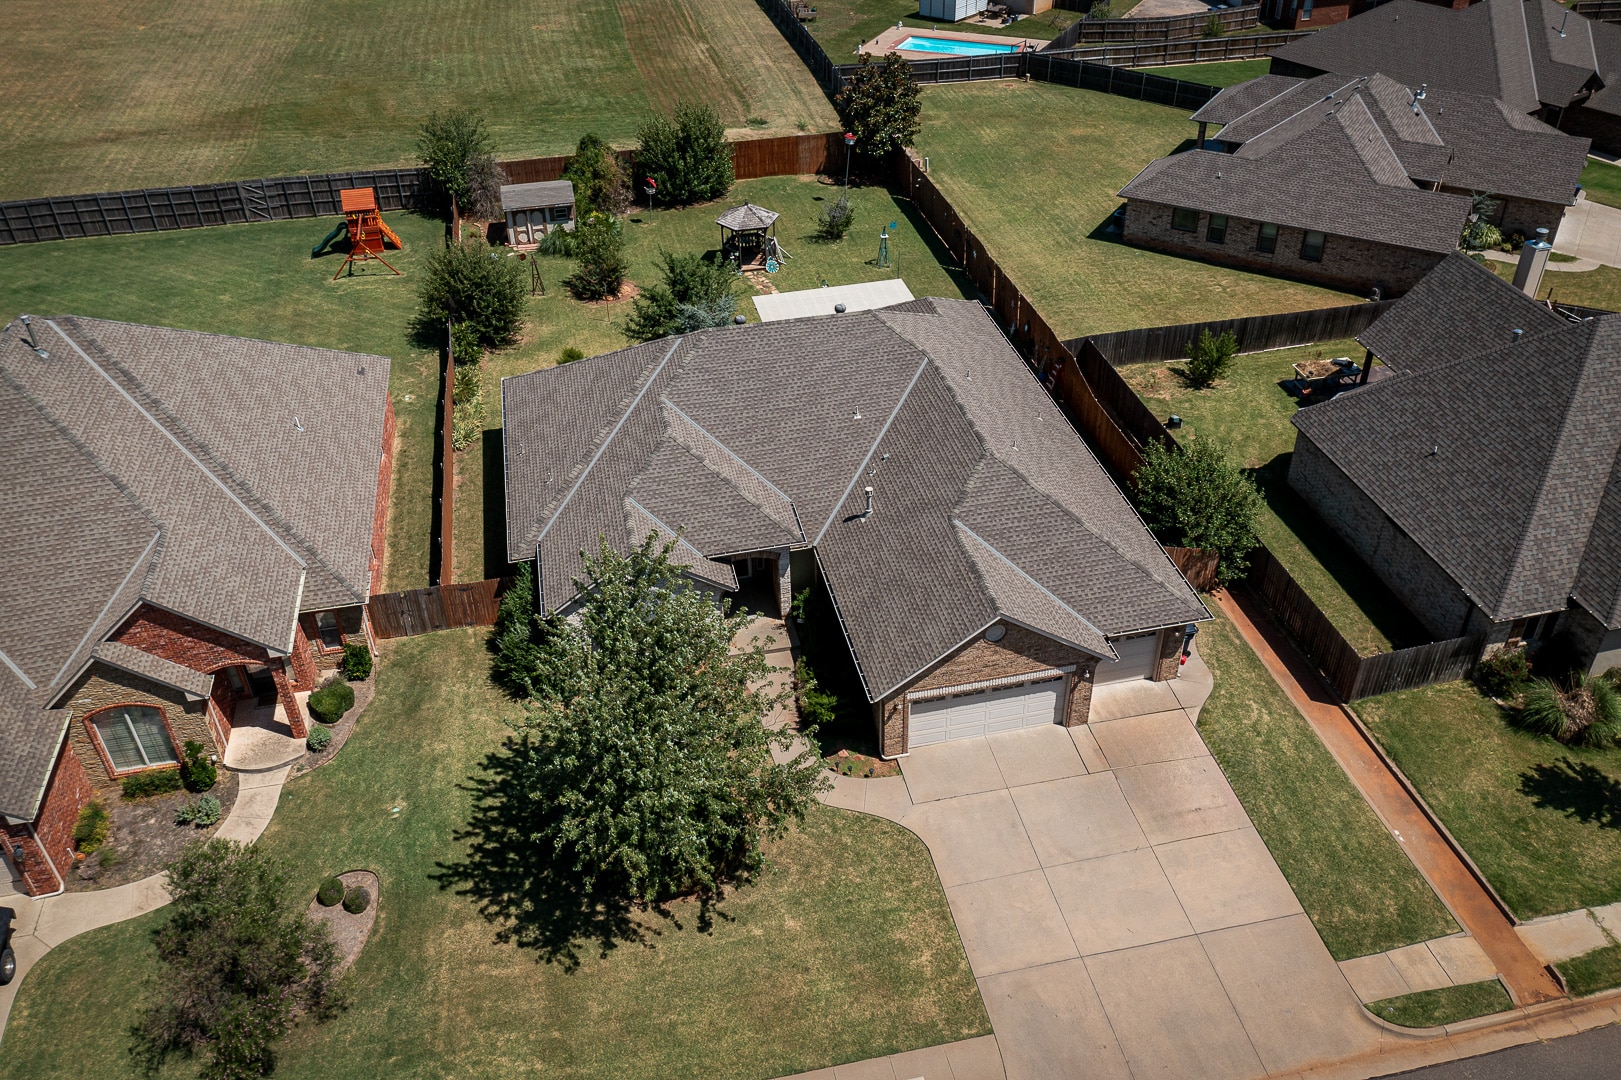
[1301,230,1326,262]
[1206,214,1228,244]
[92,706,177,773]
[1171,207,1199,232]
[1257,222,1279,253]
[315,611,343,650]
[1302,0,1312,20]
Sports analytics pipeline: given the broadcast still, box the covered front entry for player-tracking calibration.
[1095,632,1159,684]
[907,675,1063,748]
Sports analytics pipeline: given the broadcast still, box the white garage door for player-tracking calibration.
[908,677,1062,748]
[1095,632,1160,684]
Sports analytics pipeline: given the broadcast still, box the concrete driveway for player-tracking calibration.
[1552,194,1621,267]
[816,670,1384,1080]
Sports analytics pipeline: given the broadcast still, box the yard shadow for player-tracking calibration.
[889,195,981,302]
[481,433,514,582]
[1519,758,1621,830]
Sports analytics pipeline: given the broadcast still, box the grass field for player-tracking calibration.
[913,80,1355,338]
[0,176,970,590]
[1121,344,1426,654]
[1366,980,1513,1029]
[0,630,989,1080]
[1194,610,1456,960]
[808,2,1081,57]
[1356,681,1621,920]
[1490,257,1621,313]
[1559,942,1621,997]
[1580,159,1621,210]
[0,0,838,201]
[1134,59,1271,87]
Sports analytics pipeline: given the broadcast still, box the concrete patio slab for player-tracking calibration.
[1085,936,1266,1080]
[1089,710,1208,770]
[1008,772,1147,868]
[942,1035,1006,1080]
[978,958,1132,1080]
[1553,194,1621,267]
[1087,677,1183,723]
[1154,827,1303,933]
[1428,935,1498,985]
[1386,942,1453,994]
[1069,724,1109,773]
[1201,914,1380,1074]
[1114,755,1250,846]
[904,789,1039,888]
[1045,847,1193,956]
[1340,952,1412,1003]
[1517,911,1611,965]
[945,870,1077,976]
[985,724,1085,788]
[900,739,1005,804]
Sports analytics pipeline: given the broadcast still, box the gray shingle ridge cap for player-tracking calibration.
[1364,73,1445,145]
[1515,0,1541,103]
[624,495,739,592]
[0,647,34,692]
[46,529,163,691]
[810,351,933,547]
[56,318,372,607]
[1114,153,1178,196]
[659,397,806,543]
[1337,94,1414,186]
[1228,75,1365,154]
[1191,75,1305,124]
[952,518,1115,659]
[89,639,215,699]
[531,335,685,551]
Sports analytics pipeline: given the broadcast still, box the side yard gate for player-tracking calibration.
[368,579,507,640]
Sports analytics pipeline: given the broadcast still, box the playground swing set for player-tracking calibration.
[313,188,404,279]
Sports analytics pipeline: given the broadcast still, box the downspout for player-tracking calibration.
[23,821,66,899]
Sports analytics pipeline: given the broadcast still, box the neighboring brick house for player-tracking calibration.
[1262,0,1468,33]
[0,316,393,896]
[1288,254,1621,672]
[1271,0,1621,152]
[502,298,1208,761]
[1117,72,1587,296]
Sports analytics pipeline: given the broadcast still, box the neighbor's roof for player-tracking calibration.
[715,202,779,231]
[1272,0,1621,115]
[1358,252,1568,371]
[500,181,575,212]
[753,279,915,322]
[1294,294,1621,626]
[0,315,392,820]
[502,298,1207,701]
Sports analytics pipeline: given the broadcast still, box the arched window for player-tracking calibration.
[91,706,177,773]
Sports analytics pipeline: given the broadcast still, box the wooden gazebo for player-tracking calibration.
[717,202,781,270]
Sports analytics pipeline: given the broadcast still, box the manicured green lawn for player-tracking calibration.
[808,2,1080,57]
[1134,59,1272,87]
[0,0,837,201]
[1120,344,1426,654]
[1580,159,1621,210]
[0,630,989,1080]
[0,176,970,589]
[1490,257,1621,312]
[1366,980,1513,1029]
[1559,942,1621,997]
[913,80,1355,338]
[1356,680,1621,920]
[1196,609,1457,960]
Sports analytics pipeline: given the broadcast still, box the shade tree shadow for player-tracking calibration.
[1518,758,1621,830]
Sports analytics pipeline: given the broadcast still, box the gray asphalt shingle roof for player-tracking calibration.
[502,299,1207,701]
[500,181,574,212]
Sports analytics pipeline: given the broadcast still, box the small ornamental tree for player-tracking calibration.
[835,54,922,172]
[561,133,631,216]
[624,250,740,341]
[501,535,825,907]
[566,212,629,300]
[131,841,346,1080]
[816,193,856,241]
[415,237,527,348]
[418,109,503,218]
[1134,440,1261,585]
[1184,328,1237,388]
[636,102,734,206]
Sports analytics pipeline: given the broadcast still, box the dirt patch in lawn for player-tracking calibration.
[68,771,241,892]
[307,870,380,972]
[291,675,377,779]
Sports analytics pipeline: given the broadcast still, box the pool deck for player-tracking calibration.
[859,26,1043,58]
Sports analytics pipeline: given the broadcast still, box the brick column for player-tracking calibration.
[877,697,907,759]
[1063,660,1097,725]
[1151,627,1182,682]
[273,665,308,739]
[776,550,792,619]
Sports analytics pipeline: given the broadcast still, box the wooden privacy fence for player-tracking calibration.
[756,0,844,94]
[0,168,426,245]
[1573,0,1621,23]
[1068,301,1393,366]
[501,132,847,186]
[368,579,507,639]
[1166,547,1221,591]
[1042,32,1309,68]
[1047,3,1260,48]
[835,52,1032,85]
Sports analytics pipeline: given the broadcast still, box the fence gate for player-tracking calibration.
[368,579,507,639]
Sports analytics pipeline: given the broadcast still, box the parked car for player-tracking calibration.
[0,907,15,985]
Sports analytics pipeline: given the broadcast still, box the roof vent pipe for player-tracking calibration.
[1512,328,1524,342]
[18,315,49,359]
[862,486,874,519]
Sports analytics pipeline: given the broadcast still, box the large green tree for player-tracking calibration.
[624,250,740,341]
[415,237,527,348]
[565,212,629,301]
[418,109,504,218]
[835,54,922,171]
[1134,440,1261,585]
[131,841,346,1080]
[561,133,630,216]
[636,102,734,206]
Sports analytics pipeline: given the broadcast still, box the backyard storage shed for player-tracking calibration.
[501,181,576,249]
[919,0,989,20]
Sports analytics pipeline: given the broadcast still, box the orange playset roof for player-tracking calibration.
[340,187,379,213]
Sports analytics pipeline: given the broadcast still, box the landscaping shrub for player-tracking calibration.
[342,885,373,915]
[340,641,373,681]
[451,357,486,451]
[557,346,586,365]
[306,726,333,754]
[415,238,528,349]
[566,213,629,301]
[636,102,734,206]
[536,225,578,257]
[1462,192,1503,251]
[624,250,740,342]
[491,562,543,699]
[561,133,631,216]
[1515,673,1621,747]
[122,769,183,800]
[308,680,355,725]
[175,795,222,828]
[418,109,503,218]
[450,320,484,368]
[317,877,346,907]
[835,54,922,172]
[1203,12,1226,37]
[97,846,121,869]
[1474,648,1531,699]
[1185,328,1237,388]
[1134,440,1261,584]
[794,657,838,730]
[181,739,217,793]
[816,194,855,241]
[73,800,111,855]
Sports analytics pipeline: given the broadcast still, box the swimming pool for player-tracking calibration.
[895,35,1018,57]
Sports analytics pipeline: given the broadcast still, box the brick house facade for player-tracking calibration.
[0,745,92,896]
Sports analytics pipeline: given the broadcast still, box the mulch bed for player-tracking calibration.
[306,870,379,972]
[68,770,241,892]
[291,674,377,779]
[825,748,899,779]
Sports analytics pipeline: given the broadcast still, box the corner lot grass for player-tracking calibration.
[1559,942,1621,997]
[1356,680,1621,920]
[1121,344,1426,654]
[0,0,837,201]
[0,630,989,1080]
[912,80,1356,338]
[1195,609,1457,960]
[1490,257,1621,312]
[1366,979,1513,1029]
[1134,59,1272,87]
[0,176,971,590]
[1580,159,1621,211]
